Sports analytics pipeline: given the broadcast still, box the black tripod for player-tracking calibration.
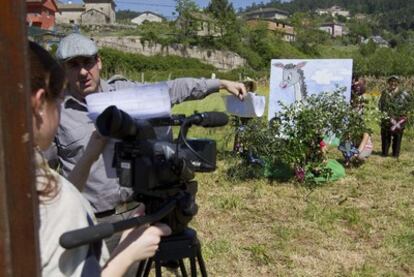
[136,227,207,277]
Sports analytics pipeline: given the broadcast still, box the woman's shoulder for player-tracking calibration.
[38,170,101,277]
[38,167,95,219]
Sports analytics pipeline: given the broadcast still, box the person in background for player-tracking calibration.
[351,75,367,114]
[30,41,171,276]
[378,75,410,158]
[350,75,373,162]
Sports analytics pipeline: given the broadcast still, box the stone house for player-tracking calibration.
[131,11,165,25]
[319,22,345,37]
[26,0,59,30]
[56,0,116,25]
[246,19,295,42]
[81,8,108,24]
[56,2,84,24]
[176,11,220,37]
[84,0,115,24]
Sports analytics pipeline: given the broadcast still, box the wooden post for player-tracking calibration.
[0,1,40,276]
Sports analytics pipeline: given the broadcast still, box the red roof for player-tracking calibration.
[26,0,58,12]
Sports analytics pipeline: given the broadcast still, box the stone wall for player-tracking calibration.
[92,36,247,70]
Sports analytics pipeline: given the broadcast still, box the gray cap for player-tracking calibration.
[387,75,400,82]
[56,33,98,61]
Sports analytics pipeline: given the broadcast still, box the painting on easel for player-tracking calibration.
[268,59,353,120]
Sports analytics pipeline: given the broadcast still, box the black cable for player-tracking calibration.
[178,120,215,169]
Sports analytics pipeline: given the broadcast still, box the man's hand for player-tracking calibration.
[83,130,108,163]
[67,130,107,190]
[220,80,247,101]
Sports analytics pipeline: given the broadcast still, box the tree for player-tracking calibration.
[207,0,236,26]
[291,12,329,56]
[175,0,199,42]
[347,19,373,42]
[116,9,140,23]
[359,39,377,56]
[206,0,240,48]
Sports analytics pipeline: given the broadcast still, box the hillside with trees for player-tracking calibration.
[244,0,414,32]
[108,0,414,78]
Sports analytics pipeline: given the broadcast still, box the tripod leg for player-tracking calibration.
[136,259,147,277]
[155,260,162,277]
[197,248,208,277]
[179,259,188,277]
[190,257,197,277]
[143,258,153,277]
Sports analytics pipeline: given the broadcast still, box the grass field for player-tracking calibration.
[168,86,414,276]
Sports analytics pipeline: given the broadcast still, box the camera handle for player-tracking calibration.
[59,198,177,249]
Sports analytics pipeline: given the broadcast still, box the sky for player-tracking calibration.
[65,0,279,20]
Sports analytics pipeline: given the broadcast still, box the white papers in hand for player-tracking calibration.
[85,82,171,121]
[224,92,266,118]
[85,83,171,179]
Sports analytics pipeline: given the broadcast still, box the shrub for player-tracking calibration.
[240,89,370,184]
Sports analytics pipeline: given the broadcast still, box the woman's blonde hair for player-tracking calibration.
[29,41,65,199]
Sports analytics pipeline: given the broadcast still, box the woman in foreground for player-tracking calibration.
[29,41,171,276]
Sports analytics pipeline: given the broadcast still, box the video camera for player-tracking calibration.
[59,105,228,250]
[96,105,228,234]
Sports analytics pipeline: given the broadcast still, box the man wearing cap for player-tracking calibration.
[378,75,411,158]
[50,33,246,252]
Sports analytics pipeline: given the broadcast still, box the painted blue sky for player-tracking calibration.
[65,0,282,20]
[268,59,353,120]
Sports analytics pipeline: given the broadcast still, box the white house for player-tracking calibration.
[241,7,289,21]
[362,36,389,48]
[316,6,350,18]
[131,11,165,25]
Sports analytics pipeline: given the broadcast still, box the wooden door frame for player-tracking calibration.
[0,1,40,276]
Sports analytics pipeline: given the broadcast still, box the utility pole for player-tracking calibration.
[0,1,40,276]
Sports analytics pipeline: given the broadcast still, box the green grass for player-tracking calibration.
[163,84,414,276]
